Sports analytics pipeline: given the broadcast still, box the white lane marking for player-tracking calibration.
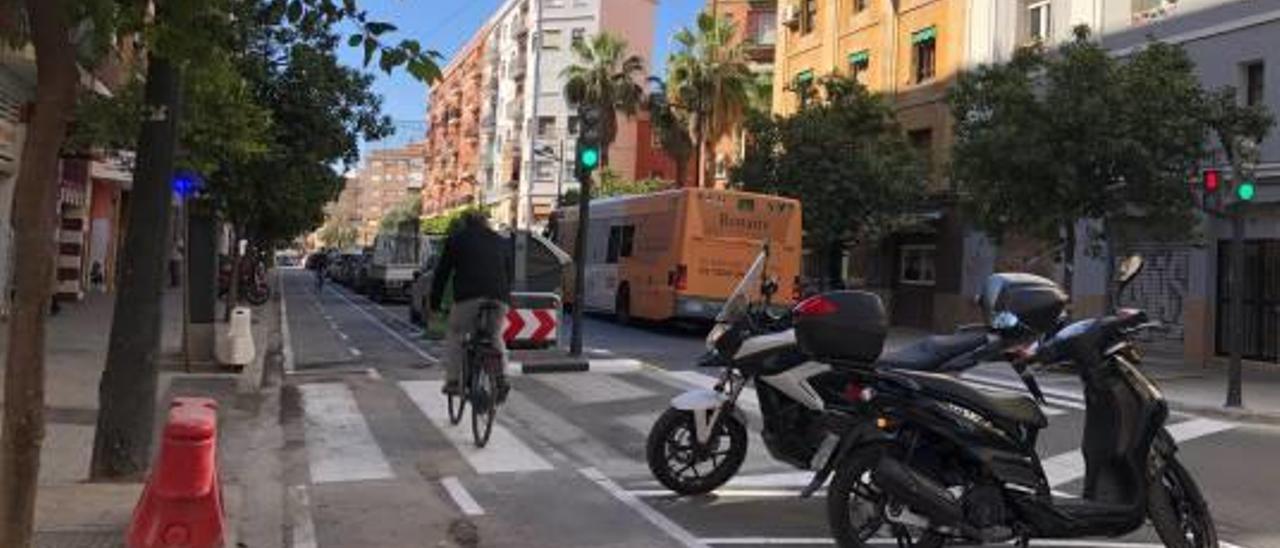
[399,380,554,473]
[337,331,349,341]
[327,286,438,364]
[629,489,821,498]
[1044,418,1236,487]
[366,368,382,380]
[348,347,362,358]
[281,278,296,374]
[959,375,1085,411]
[700,539,1241,547]
[288,485,317,548]
[537,373,655,404]
[347,291,427,336]
[589,358,646,373]
[617,413,658,436]
[579,467,711,548]
[586,346,617,356]
[724,471,813,488]
[441,476,485,516]
[297,383,394,483]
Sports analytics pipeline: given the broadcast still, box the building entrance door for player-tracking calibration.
[1216,239,1280,361]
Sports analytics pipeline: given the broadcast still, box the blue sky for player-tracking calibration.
[336,0,702,142]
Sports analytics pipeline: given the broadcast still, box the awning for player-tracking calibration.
[848,50,870,65]
[912,26,937,44]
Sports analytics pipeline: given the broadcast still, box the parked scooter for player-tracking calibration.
[821,255,1217,547]
[218,255,270,305]
[645,244,1044,496]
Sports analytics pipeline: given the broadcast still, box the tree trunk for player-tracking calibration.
[0,2,78,545]
[90,56,182,480]
[694,120,706,189]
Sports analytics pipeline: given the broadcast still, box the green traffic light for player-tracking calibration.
[580,147,600,169]
[1238,181,1256,201]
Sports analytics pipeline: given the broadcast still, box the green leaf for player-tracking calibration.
[366,21,397,36]
[363,38,377,66]
[287,0,303,23]
[348,34,363,47]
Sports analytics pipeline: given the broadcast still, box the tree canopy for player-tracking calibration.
[734,75,926,284]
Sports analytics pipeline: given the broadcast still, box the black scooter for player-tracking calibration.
[823,255,1217,547]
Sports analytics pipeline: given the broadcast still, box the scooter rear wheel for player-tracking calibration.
[646,407,747,495]
[1149,456,1218,548]
[828,446,944,548]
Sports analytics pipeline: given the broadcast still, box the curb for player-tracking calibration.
[1167,402,1280,426]
[506,358,645,375]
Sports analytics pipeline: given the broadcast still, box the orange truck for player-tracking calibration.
[554,188,802,322]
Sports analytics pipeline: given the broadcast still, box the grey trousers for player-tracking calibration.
[443,298,508,383]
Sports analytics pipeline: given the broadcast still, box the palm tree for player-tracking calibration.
[646,78,694,186]
[561,32,646,167]
[666,11,753,188]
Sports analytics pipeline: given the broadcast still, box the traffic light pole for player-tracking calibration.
[569,169,591,356]
[1227,205,1245,407]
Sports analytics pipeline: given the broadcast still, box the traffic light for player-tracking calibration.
[575,103,603,177]
[1238,179,1256,201]
[1203,169,1220,194]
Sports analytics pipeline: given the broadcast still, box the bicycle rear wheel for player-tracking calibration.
[470,363,497,447]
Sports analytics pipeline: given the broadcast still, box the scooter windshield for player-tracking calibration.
[716,251,766,324]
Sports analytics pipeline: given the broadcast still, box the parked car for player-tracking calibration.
[364,232,425,302]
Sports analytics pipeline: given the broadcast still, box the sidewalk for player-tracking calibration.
[0,285,281,547]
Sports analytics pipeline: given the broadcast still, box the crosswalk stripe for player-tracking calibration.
[297,383,394,483]
[536,373,655,404]
[399,380,555,474]
[1044,417,1236,487]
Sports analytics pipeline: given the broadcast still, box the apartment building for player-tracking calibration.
[425,31,490,219]
[439,0,656,229]
[708,0,778,187]
[332,141,426,245]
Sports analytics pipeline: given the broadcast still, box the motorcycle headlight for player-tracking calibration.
[706,323,731,350]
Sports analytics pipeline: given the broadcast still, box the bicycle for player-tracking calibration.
[314,267,325,292]
[446,302,505,447]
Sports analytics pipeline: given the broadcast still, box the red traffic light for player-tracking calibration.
[1203,169,1220,193]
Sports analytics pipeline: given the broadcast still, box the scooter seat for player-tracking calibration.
[894,371,1048,428]
[878,331,989,372]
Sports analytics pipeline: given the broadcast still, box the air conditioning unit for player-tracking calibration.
[782,4,800,28]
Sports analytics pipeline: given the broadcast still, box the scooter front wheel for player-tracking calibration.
[645,407,747,495]
[1149,456,1218,548]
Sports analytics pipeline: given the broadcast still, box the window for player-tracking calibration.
[848,50,870,82]
[571,28,585,47]
[899,245,936,286]
[567,115,579,135]
[606,225,634,263]
[715,155,728,179]
[748,11,777,45]
[908,128,934,172]
[534,160,556,180]
[1027,1,1051,42]
[853,0,868,13]
[912,27,937,83]
[545,0,565,7]
[1245,61,1265,107]
[536,116,556,138]
[802,0,818,35]
[541,29,561,50]
[795,70,815,108]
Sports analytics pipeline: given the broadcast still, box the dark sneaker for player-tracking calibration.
[442,380,460,395]
[496,380,511,404]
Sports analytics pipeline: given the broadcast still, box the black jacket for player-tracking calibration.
[429,223,512,310]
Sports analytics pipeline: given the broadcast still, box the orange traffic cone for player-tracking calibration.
[127,397,225,548]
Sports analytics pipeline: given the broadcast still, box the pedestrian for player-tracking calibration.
[429,211,513,399]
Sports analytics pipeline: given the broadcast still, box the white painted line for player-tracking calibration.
[628,488,820,498]
[297,383,394,483]
[1045,418,1237,487]
[537,373,654,404]
[586,346,617,356]
[399,380,554,473]
[723,471,813,488]
[366,368,382,380]
[288,485,317,548]
[348,347,362,358]
[579,467,711,548]
[328,285,438,364]
[347,290,427,336]
[700,539,1231,547]
[701,539,833,546]
[441,476,485,516]
[588,358,646,373]
[337,331,349,341]
[281,278,296,374]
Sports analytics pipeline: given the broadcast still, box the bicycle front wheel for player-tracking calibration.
[470,365,497,447]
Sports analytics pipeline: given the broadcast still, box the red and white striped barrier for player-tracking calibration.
[502,292,560,348]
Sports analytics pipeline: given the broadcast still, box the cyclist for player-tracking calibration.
[430,211,512,398]
[311,251,329,291]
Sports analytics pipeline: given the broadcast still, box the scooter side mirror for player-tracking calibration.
[1116,254,1145,292]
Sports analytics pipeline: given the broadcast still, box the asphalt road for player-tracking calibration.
[279,269,1280,548]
